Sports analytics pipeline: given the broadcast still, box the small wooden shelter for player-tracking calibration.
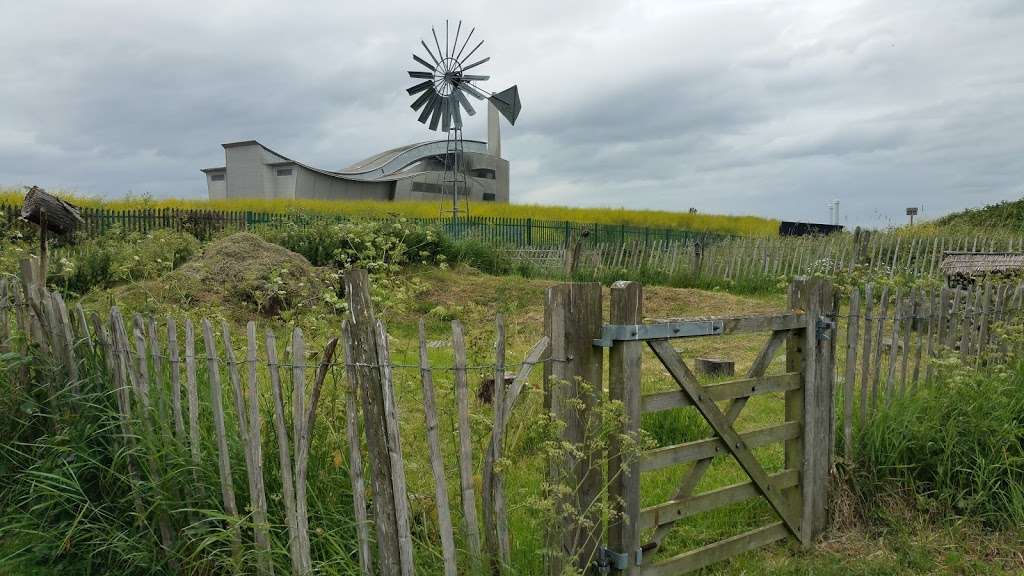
[940,251,1024,287]
[20,186,83,235]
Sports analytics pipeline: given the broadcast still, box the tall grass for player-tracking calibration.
[0,328,367,575]
[852,350,1024,529]
[0,188,780,237]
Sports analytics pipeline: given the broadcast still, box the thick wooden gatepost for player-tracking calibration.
[787,276,835,547]
[545,282,604,575]
[607,281,643,575]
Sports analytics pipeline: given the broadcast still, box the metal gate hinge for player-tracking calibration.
[593,320,724,347]
[597,546,643,572]
[816,317,835,341]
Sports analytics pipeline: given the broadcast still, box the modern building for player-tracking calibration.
[202,106,509,204]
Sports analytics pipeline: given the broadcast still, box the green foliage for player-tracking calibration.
[935,197,1024,232]
[853,344,1024,529]
[0,227,199,297]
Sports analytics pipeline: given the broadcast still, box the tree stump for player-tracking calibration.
[695,357,734,378]
[478,371,515,405]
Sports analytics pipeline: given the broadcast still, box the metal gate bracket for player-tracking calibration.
[816,317,835,341]
[597,546,642,572]
[593,320,724,347]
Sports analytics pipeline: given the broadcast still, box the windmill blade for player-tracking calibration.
[407,80,433,96]
[420,40,440,65]
[429,96,444,130]
[452,97,463,128]
[460,39,485,65]
[488,85,522,125]
[410,88,434,111]
[454,88,476,116]
[455,27,475,61]
[442,97,452,132]
[408,71,433,79]
[462,74,490,81]
[452,20,462,59]
[461,57,489,73]
[461,82,487,100]
[418,94,438,123]
[432,27,444,69]
[413,54,435,71]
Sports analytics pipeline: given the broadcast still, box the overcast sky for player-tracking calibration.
[2,0,1022,226]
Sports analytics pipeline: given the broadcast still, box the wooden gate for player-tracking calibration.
[601,277,836,575]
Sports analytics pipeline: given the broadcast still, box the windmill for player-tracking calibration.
[407,19,522,218]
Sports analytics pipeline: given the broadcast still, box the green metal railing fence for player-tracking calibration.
[0,204,730,248]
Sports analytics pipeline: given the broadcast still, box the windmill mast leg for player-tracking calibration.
[487,102,501,158]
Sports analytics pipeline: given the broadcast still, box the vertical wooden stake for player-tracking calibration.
[340,321,374,576]
[857,284,874,425]
[201,319,241,560]
[452,319,484,571]
[843,288,860,460]
[266,328,302,574]
[418,320,458,576]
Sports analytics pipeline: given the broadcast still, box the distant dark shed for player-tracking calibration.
[779,221,844,236]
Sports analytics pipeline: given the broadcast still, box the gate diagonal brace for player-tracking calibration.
[593,320,724,347]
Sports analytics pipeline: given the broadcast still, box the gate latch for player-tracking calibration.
[597,546,642,573]
[816,317,835,341]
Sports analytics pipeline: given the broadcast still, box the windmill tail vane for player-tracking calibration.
[406,19,522,218]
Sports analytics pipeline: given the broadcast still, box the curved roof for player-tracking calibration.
[218,139,494,184]
[336,139,490,180]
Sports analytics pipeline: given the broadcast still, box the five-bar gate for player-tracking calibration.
[600,277,836,574]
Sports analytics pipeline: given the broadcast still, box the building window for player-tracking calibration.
[483,192,496,201]
[471,168,496,179]
[411,181,443,194]
[277,168,293,176]
[210,173,225,181]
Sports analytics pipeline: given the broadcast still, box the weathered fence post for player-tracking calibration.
[786,276,835,548]
[607,281,642,575]
[343,269,414,576]
[544,282,603,575]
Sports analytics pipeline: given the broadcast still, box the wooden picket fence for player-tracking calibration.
[507,229,1024,285]
[8,261,1017,574]
[0,263,570,574]
[836,279,1024,460]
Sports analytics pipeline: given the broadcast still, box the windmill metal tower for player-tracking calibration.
[407,20,522,219]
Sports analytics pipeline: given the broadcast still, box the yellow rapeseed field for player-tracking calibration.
[0,189,779,236]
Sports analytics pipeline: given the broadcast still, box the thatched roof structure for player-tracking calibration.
[939,252,1024,276]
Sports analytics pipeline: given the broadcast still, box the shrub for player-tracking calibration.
[0,227,199,296]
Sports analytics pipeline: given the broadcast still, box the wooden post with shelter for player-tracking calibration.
[19,186,84,283]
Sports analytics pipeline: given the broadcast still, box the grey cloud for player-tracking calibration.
[1,0,1023,225]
